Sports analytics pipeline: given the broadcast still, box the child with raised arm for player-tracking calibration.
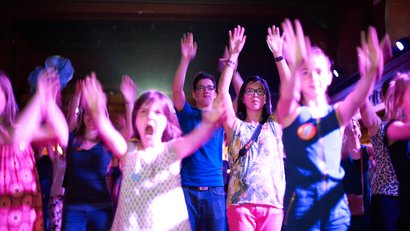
[266,19,385,230]
[80,73,226,231]
[62,78,115,231]
[0,69,68,230]
[359,52,400,231]
[172,32,227,231]
[218,25,285,231]
[383,72,410,230]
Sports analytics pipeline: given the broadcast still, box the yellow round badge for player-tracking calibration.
[297,123,317,140]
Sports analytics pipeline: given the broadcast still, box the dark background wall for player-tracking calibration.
[0,0,409,120]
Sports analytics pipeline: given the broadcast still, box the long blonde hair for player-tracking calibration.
[384,72,410,121]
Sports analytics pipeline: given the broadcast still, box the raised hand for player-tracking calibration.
[74,79,83,98]
[281,19,311,73]
[81,72,107,122]
[67,79,84,132]
[120,75,138,104]
[381,34,392,64]
[202,96,227,128]
[228,25,247,56]
[120,75,137,139]
[116,114,126,131]
[78,73,127,157]
[174,95,227,160]
[181,32,197,61]
[29,68,68,147]
[357,26,384,82]
[337,26,387,127]
[36,69,60,113]
[217,46,230,73]
[266,25,285,58]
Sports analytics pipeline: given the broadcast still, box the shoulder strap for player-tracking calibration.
[234,123,263,165]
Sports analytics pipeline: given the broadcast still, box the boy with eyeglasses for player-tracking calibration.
[172,32,227,231]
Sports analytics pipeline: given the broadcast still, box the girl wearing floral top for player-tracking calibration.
[218,25,285,231]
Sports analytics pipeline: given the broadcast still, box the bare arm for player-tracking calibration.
[386,121,410,142]
[27,125,68,151]
[358,35,392,136]
[337,27,383,126]
[217,25,246,138]
[217,46,243,113]
[366,144,376,170]
[12,92,43,145]
[172,32,197,111]
[359,100,381,136]
[217,45,243,95]
[14,70,68,147]
[366,144,374,160]
[35,72,69,147]
[174,97,226,160]
[271,19,308,127]
[96,114,128,158]
[67,80,82,132]
[40,98,69,148]
[120,75,138,140]
[231,71,243,113]
[82,73,128,157]
[232,71,243,97]
[266,25,291,85]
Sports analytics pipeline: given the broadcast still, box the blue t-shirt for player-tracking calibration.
[176,102,224,187]
[282,106,345,187]
[64,134,113,210]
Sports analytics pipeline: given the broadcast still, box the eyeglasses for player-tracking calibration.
[244,88,266,96]
[195,85,216,91]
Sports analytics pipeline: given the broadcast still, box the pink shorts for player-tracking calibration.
[227,203,283,231]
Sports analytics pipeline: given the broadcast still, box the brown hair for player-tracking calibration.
[0,71,19,127]
[132,90,182,142]
[384,72,410,121]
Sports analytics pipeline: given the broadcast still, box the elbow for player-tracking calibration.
[53,130,68,149]
[59,125,69,148]
[58,138,68,149]
[59,133,69,148]
[172,87,184,96]
[115,140,128,158]
[103,133,128,158]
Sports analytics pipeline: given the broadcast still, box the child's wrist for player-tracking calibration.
[274,55,284,62]
[202,119,217,129]
[225,60,236,69]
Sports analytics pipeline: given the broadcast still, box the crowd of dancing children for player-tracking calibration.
[1,17,409,231]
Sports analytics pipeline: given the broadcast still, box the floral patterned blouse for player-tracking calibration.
[227,115,285,208]
[0,143,43,230]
